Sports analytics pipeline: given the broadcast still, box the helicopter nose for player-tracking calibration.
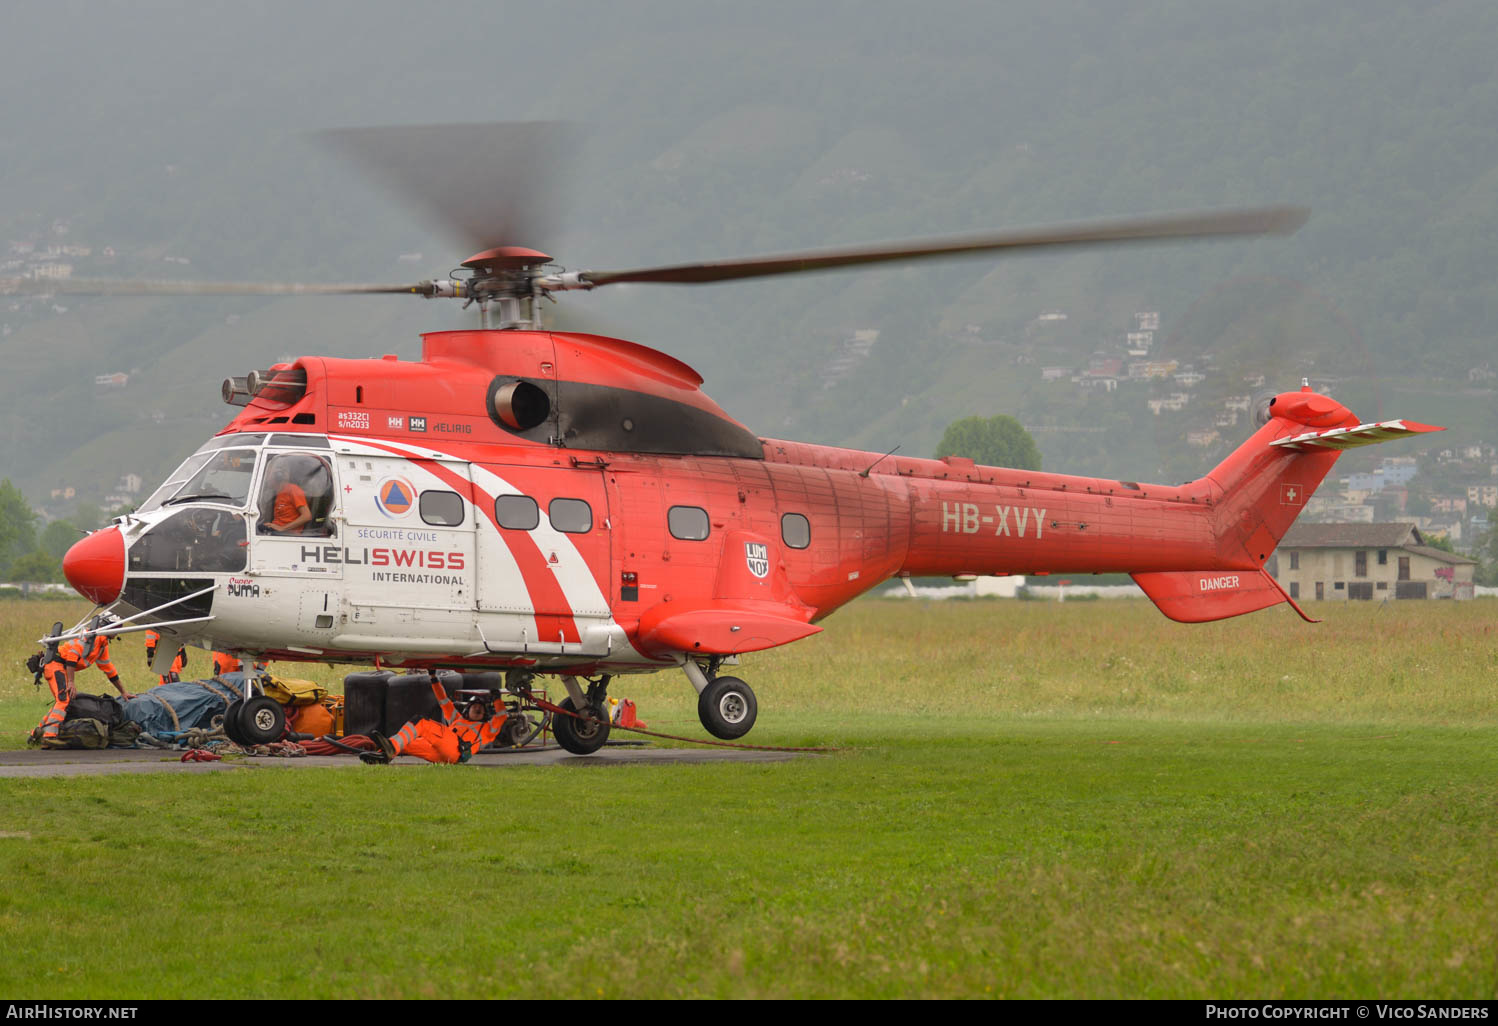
[62,527,126,605]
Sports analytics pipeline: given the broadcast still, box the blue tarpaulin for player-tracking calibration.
[120,674,251,734]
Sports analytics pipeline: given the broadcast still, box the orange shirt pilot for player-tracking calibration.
[265,464,312,535]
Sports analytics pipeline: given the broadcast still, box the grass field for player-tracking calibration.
[0,596,1495,998]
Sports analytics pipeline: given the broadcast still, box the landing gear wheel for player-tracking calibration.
[222,700,245,744]
[499,711,545,749]
[237,696,287,745]
[552,696,610,755]
[698,676,757,740]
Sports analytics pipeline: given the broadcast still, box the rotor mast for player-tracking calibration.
[457,246,552,330]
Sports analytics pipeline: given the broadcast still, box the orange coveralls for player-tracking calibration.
[213,651,268,676]
[388,678,508,764]
[37,635,125,741]
[144,629,187,685]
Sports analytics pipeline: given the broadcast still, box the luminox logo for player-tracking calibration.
[940,502,1048,539]
[226,578,260,598]
[745,542,769,579]
[1199,575,1240,591]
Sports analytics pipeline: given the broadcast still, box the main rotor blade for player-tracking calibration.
[570,206,1310,288]
[317,122,576,253]
[0,278,441,297]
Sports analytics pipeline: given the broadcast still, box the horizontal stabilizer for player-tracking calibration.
[637,602,822,656]
[1269,420,1443,453]
[1131,569,1287,624]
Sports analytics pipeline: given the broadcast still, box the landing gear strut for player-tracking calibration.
[684,659,758,740]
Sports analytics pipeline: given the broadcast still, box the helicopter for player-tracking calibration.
[16,124,1440,753]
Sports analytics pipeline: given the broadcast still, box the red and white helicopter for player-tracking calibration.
[21,125,1439,752]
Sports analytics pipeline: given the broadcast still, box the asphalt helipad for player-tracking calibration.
[0,743,815,777]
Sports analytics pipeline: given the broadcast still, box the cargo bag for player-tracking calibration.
[260,676,328,708]
[65,693,123,729]
[49,718,110,749]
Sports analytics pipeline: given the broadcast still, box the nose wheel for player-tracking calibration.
[697,675,757,740]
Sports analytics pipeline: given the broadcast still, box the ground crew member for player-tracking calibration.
[263,462,312,534]
[360,675,508,765]
[32,614,133,746]
[211,653,266,677]
[144,629,187,685]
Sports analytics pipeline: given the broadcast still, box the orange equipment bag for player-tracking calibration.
[287,702,335,738]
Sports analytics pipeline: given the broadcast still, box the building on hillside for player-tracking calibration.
[1466,484,1497,508]
[1268,522,1476,601]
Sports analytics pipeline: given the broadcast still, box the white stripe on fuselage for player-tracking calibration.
[327,435,609,619]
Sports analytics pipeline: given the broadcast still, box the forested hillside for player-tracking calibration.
[2,0,1495,512]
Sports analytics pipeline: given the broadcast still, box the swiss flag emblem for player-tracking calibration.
[1280,483,1304,506]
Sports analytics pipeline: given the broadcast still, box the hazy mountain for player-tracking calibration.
[3,0,1496,511]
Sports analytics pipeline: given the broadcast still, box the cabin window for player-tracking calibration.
[668,505,710,541]
[495,495,539,530]
[420,490,465,527]
[257,453,336,537]
[781,513,811,550]
[549,498,592,534]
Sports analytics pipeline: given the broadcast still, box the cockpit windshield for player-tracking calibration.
[138,448,259,512]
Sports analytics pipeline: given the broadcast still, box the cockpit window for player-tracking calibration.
[197,433,266,452]
[127,508,248,574]
[138,448,258,513]
[257,453,336,537]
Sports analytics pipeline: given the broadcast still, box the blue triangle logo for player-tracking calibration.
[385,483,410,506]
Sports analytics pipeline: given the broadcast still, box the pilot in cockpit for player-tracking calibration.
[262,461,313,535]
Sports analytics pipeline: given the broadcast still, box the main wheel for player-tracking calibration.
[552,696,610,755]
[237,696,287,745]
[698,676,757,740]
[222,700,245,744]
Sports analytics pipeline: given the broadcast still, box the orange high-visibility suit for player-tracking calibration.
[144,629,187,685]
[213,651,267,676]
[36,634,128,742]
[386,677,508,764]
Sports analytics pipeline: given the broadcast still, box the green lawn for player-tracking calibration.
[0,597,1494,998]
